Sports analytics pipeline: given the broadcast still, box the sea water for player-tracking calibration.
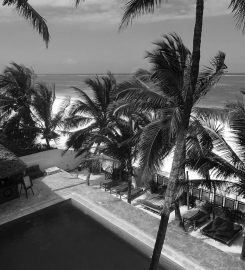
[37,73,245,108]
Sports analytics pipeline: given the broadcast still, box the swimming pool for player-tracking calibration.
[0,200,165,270]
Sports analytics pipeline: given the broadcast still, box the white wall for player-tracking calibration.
[20,149,81,171]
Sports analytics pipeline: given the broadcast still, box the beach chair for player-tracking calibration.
[183,209,210,231]
[200,189,211,202]
[110,182,129,195]
[237,201,245,215]
[19,175,34,199]
[201,217,243,246]
[141,195,164,215]
[192,188,200,200]
[119,187,145,200]
[213,194,224,208]
[224,197,236,210]
[100,180,118,191]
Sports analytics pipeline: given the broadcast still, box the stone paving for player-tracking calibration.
[0,170,245,270]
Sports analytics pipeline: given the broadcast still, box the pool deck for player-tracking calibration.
[0,170,245,270]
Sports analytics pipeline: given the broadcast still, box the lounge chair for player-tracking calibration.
[110,182,129,195]
[200,189,211,202]
[192,188,200,200]
[19,175,34,199]
[141,195,164,215]
[119,187,145,200]
[237,201,245,216]
[201,217,243,246]
[224,197,236,210]
[100,180,118,191]
[183,210,210,231]
[213,194,224,208]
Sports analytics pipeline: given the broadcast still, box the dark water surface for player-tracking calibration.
[0,201,165,270]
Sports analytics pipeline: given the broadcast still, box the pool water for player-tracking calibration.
[0,201,164,270]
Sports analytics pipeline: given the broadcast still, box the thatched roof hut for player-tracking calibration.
[0,144,27,179]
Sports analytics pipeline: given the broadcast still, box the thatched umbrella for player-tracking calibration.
[0,144,27,179]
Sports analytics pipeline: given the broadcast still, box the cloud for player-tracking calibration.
[0,0,231,25]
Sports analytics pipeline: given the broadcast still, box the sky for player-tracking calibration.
[0,0,245,74]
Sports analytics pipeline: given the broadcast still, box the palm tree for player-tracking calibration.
[31,82,70,149]
[117,33,226,269]
[2,0,50,46]
[0,62,38,148]
[65,72,117,157]
[184,104,245,259]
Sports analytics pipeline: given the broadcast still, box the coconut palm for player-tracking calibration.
[0,62,38,147]
[31,82,70,149]
[117,33,226,269]
[184,105,245,259]
[2,0,50,46]
[65,72,117,157]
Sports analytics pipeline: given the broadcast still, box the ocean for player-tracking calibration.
[37,73,245,108]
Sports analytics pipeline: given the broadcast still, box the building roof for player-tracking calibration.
[0,144,27,179]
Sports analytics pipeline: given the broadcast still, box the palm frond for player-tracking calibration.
[120,0,164,29]
[226,99,245,160]
[117,78,167,112]
[138,120,174,173]
[229,0,245,33]
[3,0,50,46]
[194,51,226,104]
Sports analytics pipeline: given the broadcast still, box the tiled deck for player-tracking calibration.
[0,170,245,270]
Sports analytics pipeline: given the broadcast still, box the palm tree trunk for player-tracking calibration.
[190,0,204,94]
[45,138,51,149]
[86,167,91,186]
[241,236,245,261]
[149,1,204,269]
[212,186,216,220]
[186,171,190,210]
[127,160,133,204]
[149,127,187,270]
[127,176,132,204]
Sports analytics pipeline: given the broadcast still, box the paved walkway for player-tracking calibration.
[0,170,245,270]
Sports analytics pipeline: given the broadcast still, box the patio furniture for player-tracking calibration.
[110,182,129,195]
[192,188,200,200]
[224,197,236,210]
[183,209,210,231]
[119,187,145,200]
[26,165,44,180]
[201,217,243,246]
[237,201,245,215]
[213,194,224,208]
[100,180,119,191]
[19,175,34,199]
[200,189,211,202]
[141,195,164,215]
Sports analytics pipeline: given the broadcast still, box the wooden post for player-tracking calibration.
[186,171,190,210]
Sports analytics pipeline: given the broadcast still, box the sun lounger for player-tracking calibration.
[141,195,164,215]
[110,182,129,195]
[237,201,245,216]
[100,180,118,191]
[200,189,211,202]
[183,210,210,231]
[224,197,236,210]
[119,187,145,200]
[192,188,200,200]
[201,217,243,246]
[213,194,224,208]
